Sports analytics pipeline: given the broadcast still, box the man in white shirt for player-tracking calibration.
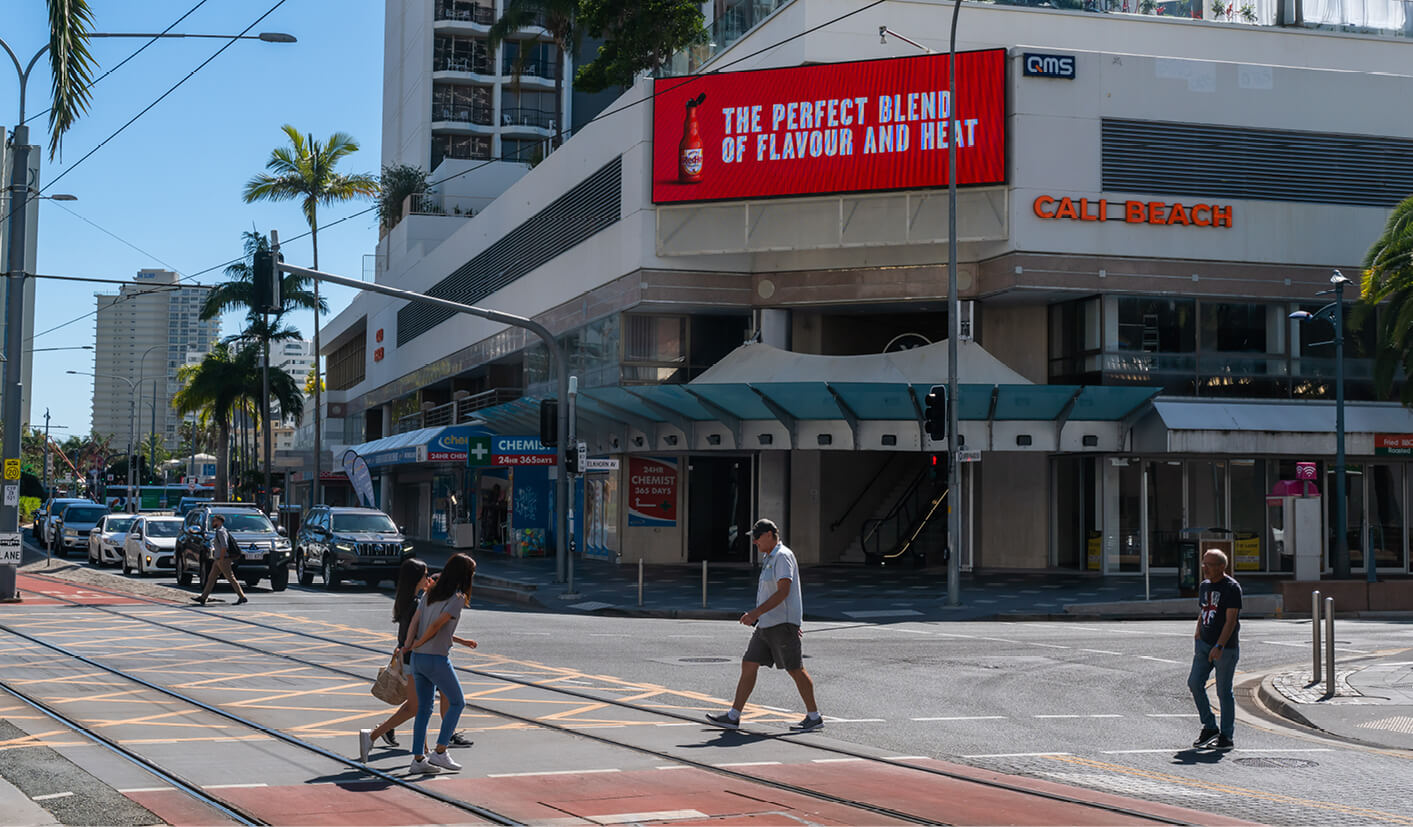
[706,519,822,732]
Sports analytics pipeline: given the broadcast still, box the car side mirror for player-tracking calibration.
[399,525,406,535]
[277,526,288,536]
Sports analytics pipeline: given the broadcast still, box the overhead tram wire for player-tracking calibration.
[27,0,889,346]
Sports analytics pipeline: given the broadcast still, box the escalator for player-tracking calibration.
[858,466,950,567]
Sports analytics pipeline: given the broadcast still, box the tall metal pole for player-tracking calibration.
[150,378,157,487]
[127,396,136,512]
[262,315,273,514]
[1333,277,1349,579]
[269,232,572,584]
[41,409,50,501]
[565,375,578,597]
[945,0,963,608]
[0,121,31,600]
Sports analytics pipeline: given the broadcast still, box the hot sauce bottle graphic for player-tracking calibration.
[679,93,706,183]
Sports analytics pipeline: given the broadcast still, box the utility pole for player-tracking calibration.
[41,408,50,500]
[0,120,32,601]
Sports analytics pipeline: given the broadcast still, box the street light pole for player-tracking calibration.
[69,370,138,511]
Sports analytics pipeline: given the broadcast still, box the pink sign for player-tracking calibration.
[1295,462,1317,480]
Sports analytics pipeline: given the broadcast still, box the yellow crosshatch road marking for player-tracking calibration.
[87,708,232,730]
[1045,754,1413,825]
[171,665,336,689]
[50,688,147,704]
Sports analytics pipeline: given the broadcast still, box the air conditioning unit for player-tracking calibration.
[958,300,975,342]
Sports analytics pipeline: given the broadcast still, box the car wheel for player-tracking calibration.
[322,557,340,590]
[243,575,261,591]
[269,565,289,592]
[177,554,193,587]
[296,553,314,587]
[199,558,214,593]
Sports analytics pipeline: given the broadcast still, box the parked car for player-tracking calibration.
[123,515,184,576]
[32,502,47,535]
[53,502,110,558]
[176,496,211,517]
[41,497,89,549]
[175,504,292,592]
[88,514,136,566]
[295,506,413,589]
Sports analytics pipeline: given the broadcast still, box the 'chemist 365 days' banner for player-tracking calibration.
[652,49,1006,204]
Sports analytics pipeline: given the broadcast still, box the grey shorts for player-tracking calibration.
[743,623,803,671]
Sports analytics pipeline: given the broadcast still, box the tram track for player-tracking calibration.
[10,569,1197,826]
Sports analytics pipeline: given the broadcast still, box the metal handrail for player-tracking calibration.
[860,466,942,561]
[828,453,897,532]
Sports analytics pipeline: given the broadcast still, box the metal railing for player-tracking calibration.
[434,3,494,25]
[434,56,491,74]
[433,102,493,125]
[395,388,524,433]
[499,107,556,130]
[502,58,559,80]
[829,454,897,532]
[402,191,475,219]
[859,468,947,563]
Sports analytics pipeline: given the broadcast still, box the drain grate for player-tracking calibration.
[1234,757,1319,769]
[1357,715,1413,734]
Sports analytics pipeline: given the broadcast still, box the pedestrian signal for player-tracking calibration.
[252,249,283,313]
[923,384,948,441]
[539,399,558,447]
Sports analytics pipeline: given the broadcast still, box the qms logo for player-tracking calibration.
[1023,53,1075,79]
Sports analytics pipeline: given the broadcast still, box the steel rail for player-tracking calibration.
[0,620,522,827]
[0,681,266,826]
[15,569,1193,826]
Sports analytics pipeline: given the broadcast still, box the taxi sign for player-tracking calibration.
[3,458,19,480]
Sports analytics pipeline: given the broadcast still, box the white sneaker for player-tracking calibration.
[358,729,372,763]
[409,756,441,774]
[427,750,462,772]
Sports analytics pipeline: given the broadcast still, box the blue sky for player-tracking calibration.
[6,0,385,439]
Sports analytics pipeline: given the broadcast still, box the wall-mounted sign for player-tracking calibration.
[1033,195,1233,228]
[1022,52,1075,79]
[628,456,678,527]
[652,50,1006,204]
[1295,461,1317,480]
[1375,434,1413,456]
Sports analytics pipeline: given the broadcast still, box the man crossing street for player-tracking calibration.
[195,514,248,606]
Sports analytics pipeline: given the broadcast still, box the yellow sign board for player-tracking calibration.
[3,458,19,480]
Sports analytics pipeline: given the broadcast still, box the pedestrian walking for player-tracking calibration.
[405,552,477,774]
[193,514,247,606]
[1188,548,1242,750]
[705,519,822,732]
[358,558,473,762]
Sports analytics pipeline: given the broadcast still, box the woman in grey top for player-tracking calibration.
[403,553,476,773]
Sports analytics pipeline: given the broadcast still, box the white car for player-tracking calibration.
[88,514,136,566]
[122,516,184,576]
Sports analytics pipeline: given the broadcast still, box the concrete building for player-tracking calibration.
[92,269,219,450]
[323,0,1413,579]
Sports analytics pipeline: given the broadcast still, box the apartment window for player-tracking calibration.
[327,336,365,391]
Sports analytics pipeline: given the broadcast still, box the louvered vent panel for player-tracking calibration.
[1102,119,1413,208]
[397,156,622,347]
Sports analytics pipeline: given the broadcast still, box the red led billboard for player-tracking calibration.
[652,49,1006,204]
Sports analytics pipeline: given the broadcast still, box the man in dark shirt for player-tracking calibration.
[1188,548,1242,750]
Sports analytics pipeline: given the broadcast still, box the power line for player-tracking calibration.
[29,0,888,344]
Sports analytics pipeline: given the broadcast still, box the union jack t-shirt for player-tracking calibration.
[1197,574,1243,647]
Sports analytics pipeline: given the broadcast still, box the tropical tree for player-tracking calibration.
[378,163,430,233]
[1358,195,1413,404]
[173,344,304,499]
[244,125,376,503]
[489,0,581,150]
[574,0,707,92]
[44,0,99,159]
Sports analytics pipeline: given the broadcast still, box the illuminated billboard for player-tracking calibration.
[651,49,1006,204]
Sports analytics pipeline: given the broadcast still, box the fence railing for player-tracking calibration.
[434,3,494,25]
[402,191,475,219]
[433,103,493,125]
[395,388,525,434]
[499,107,556,130]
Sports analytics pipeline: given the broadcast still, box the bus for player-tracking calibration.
[103,484,215,512]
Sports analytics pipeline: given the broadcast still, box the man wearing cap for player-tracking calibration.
[194,513,248,606]
[706,518,822,732]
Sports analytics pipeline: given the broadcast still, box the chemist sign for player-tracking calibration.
[627,457,678,527]
[652,49,1006,204]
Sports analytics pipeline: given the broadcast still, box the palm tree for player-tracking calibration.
[44,0,99,159]
[243,126,376,504]
[489,0,581,151]
[1358,195,1413,404]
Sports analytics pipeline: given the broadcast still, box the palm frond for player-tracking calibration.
[46,0,98,160]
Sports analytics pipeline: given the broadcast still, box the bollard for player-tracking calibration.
[638,558,644,608]
[1324,596,1336,697]
[1312,589,1322,680]
[702,560,708,609]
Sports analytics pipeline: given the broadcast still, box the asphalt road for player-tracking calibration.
[18,534,1413,826]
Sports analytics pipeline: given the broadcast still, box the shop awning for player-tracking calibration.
[344,423,492,467]
[1134,398,1413,455]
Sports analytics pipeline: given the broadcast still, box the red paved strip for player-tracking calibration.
[10,573,151,606]
[219,782,495,826]
[123,789,243,827]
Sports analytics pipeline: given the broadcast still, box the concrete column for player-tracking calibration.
[788,451,822,564]
[1101,459,1120,573]
[758,308,790,349]
[380,404,394,438]
[755,452,789,562]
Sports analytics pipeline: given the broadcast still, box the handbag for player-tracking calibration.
[371,653,407,705]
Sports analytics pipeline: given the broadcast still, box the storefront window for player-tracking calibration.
[1368,464,1404,571]
[1053,456,1096,569]
[1117,462,1142,572]
[1048,297,1101,383]
[1229,459,1268,572]
[1199,303,1270,353]
[1147,460,1184,568]
[1328,463,1365,570]
[1116,297,1195,353]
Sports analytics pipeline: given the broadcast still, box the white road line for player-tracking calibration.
[1145,713,1200,717]
[714,761,782,767]
[667,634,711,638]
[488,768,621,778]
[655,765,690,770]
[588,633,631,637]
[32,792,74,801]
[204,783,268,789]
[879,627,931,634]
[1139,656,1182,664]
[825,717,886,723]
[912,716,1008,721]
[811,758,865,763]
[1028,643,1071,649]
[964,752,1073,758]
[1034,714,1123,719]
[1079,648,1123,655]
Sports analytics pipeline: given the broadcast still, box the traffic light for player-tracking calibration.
[923,384,947,441]
[252,248,283,313]
[539,399,558,447]
[564,441,587,475]
[928,452,942,481]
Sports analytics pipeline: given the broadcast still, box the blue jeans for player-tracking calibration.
[1188,639,1239,738]
[411,653,464,756]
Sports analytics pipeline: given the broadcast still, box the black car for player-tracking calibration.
[175,504,292,592]
[295,505,412,589]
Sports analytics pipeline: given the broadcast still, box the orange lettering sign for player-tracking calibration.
[1034,195,1233,229]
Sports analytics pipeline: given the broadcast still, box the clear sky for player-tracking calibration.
[5,0,385,440]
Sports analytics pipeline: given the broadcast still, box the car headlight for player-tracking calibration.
[402,543,415,553]
[334,543,354,553]
[145,541,159,552]
[65,528,77,537]
[276,539,291,549]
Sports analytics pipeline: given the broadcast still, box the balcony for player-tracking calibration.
[433,102,493,126]
[395,388,524,434]
[501,58,559,82]
[434,2,494,25]
[499,107,556,131]
[434,56,492,76]
[402,191,476,219]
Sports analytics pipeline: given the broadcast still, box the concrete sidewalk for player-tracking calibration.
[411,541,1287,622]
[1257,650,1413,751]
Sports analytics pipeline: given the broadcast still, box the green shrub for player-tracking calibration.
[19,496,40,525]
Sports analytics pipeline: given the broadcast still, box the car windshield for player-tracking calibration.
[145,521,183,537]
[65,507,108,522]
[105,517,135,532]
[218,513,274,532]
[332,514,397,533]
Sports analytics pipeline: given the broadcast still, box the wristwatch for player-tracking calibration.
[1214,644,1225,651]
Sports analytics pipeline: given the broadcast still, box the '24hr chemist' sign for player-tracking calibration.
[652,49,1006,204]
